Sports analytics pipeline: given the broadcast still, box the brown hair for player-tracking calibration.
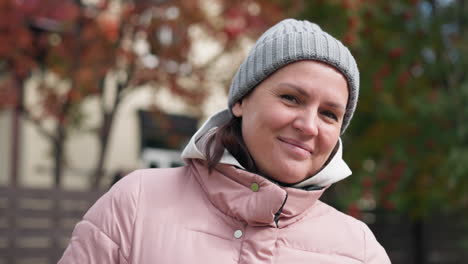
[204,116,257,173]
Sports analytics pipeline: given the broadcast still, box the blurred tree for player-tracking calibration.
[299,0,468,219]
[300,1,468,261]
[0,0,300,189]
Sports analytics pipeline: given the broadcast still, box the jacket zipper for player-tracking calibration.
[274,193,288,228]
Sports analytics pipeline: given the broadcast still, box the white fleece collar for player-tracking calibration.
[181,109,352,187]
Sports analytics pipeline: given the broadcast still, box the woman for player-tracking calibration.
[59,19,391,263]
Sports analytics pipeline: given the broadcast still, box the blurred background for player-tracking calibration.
[0,0,467,263]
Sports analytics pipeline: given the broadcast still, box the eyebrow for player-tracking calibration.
[277,82,346,110]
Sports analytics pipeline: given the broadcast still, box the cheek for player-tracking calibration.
[319,126,340,152]
[247,108,289,133]
[262,107,296,130]
[241,109,289,154]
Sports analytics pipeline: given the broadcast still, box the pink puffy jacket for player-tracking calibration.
[59,159,390,264]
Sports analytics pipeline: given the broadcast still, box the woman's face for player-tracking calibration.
[232,60,348,184]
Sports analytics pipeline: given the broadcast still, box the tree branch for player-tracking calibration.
[22,110,55,141]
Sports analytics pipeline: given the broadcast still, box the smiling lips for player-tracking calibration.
[277,137,313,156]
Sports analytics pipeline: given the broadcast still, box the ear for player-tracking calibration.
[232,101,243,117]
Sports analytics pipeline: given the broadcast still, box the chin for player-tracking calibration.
[268,167,311,185]
[257,156,320,184]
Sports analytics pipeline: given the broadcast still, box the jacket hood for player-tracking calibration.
[181,109,352,188]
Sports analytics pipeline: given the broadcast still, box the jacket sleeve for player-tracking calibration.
[363,224,392,264]
[58,171,142,264]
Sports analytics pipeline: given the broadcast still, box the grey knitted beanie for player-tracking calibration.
[228,19,359,133]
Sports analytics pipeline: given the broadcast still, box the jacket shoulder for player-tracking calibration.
[315,201,369,229]
[135,166,190,182]
[82,167,189,241]
[134,166,191,193]
[312,201,391,263]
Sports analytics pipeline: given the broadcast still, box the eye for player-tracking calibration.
[322,110,338,121]
[280,94,300,104]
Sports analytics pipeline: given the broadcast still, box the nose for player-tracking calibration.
[292,110,319,136]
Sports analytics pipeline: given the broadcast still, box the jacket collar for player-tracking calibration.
[181,109,352,188]
[188,159,325,227]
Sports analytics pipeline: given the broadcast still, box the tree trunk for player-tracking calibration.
[10,77,24,187]
[53,125,66,188]
[91,111,115,190]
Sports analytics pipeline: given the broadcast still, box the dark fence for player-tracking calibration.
[0,186,103,264]
[368,210,468,264]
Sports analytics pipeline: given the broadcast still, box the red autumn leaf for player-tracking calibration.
[346,203,362,219]
[428,89,439,103]
[223,7,248,40]
[391,162,406,181]
[13,55,36,78]
[342,33,356,45]
[16,28,33,50]
[48,0,80,22]
[75,68,94,85]
[0,79,18,108]
[97,0,110,10]
[67,88,83,103]
[403,10,414,21]
[377,169,388,180]
[97,15,120,42]
[362,177,374,189]
[342,0,359,10]
[373,78,383,92]
[398,70,411,85]
[347,16,359,31]
[382,200,396,210]
[389,47,405,58]
[0,36,12,56]
[15,0,41,16]
[21,0,80,22]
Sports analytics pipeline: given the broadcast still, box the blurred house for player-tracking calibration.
[0,81,227,190]
[138,110,197,169]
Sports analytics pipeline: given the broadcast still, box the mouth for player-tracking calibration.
[277,137,313,154]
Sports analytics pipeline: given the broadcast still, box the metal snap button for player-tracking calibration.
[250,182,259,192]
[234,229,243,239]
